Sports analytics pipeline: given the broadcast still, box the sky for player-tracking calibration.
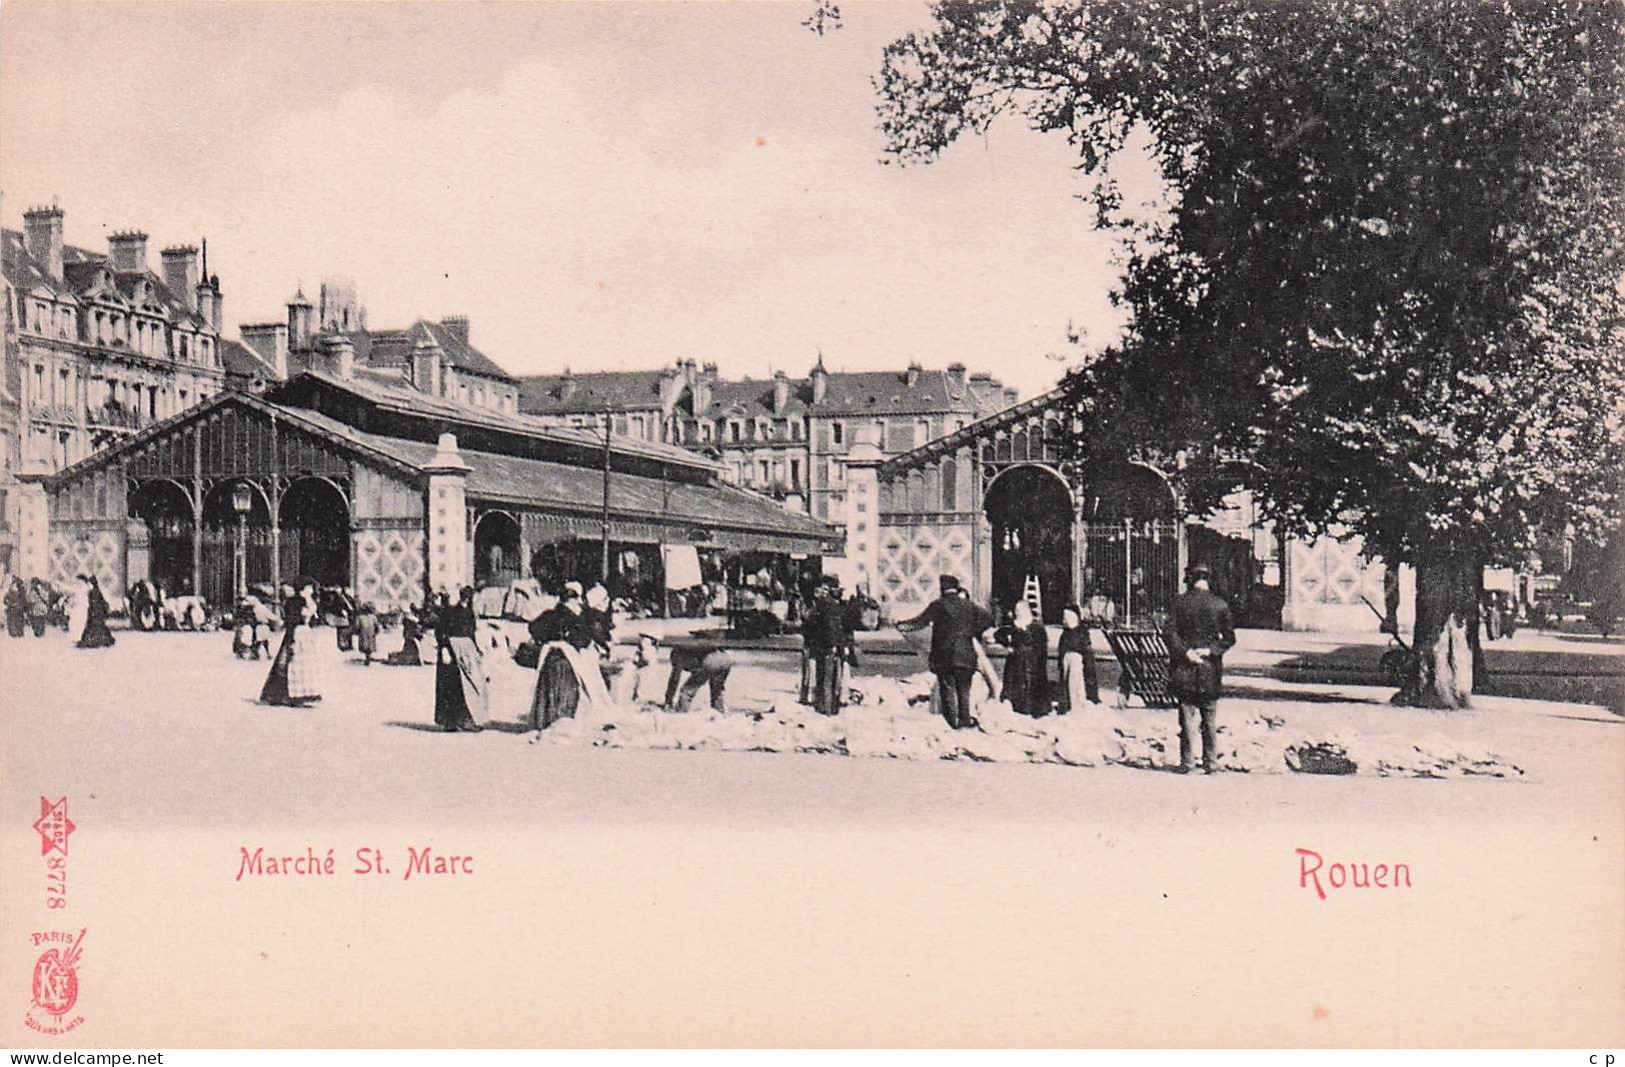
[0,1,1157,400]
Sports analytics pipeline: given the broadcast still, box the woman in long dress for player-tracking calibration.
[528,583,611,732]
[996,599,1051,717]
[65,575,90,644]
[77,576,116,649]
[433,588,485,732]
[259,582,324,707]
[1056,602,1100,712]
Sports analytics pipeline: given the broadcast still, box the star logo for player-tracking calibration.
[33,797,75,857]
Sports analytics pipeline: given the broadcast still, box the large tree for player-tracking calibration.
[876,0,1625,706]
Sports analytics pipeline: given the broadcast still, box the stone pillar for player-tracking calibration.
[425,433,471,598]
[842,442,883,594]
[13,476,50,581]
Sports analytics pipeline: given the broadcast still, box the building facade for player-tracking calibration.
[863,386,1404,632]
[231,280,519,415]
[519,357,1013,520]
[2,203,228,574]
[24,370,837,613]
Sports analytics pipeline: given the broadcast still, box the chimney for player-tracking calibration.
[559,367,578,402]
[206,274,223,333]
[905,361,922,388]
[411,335,443,396]
[23,205,65,280]
[286,289,315,349]
[810,354,829,405]
[240,322,289,380]
[681,358,697,387]
[160,246,200,310]
[321,334,355,379]
[195,278,219,335]
[693,369,712,415]
[440,315,469,345]
[946,361,967,391]
[773,369,790,414]
[108,230,149,274]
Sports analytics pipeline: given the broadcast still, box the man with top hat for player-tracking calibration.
[895,574,996,730]
[802,575,856,716]
[1164,562,1237,774]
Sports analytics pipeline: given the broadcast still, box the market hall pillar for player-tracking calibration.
[425,433,471,598]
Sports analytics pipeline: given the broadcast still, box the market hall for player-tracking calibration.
[15,370,841,614]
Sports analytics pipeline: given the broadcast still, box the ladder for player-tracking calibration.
[1022,573,1043,621]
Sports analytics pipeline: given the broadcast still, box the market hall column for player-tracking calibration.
[425,433,472,598]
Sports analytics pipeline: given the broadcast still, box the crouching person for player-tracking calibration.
[663,642,735,714]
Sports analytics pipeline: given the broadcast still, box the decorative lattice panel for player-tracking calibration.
[355,527,425,612]
[875,521,975,609]
[48,529,123,597]
[1289,535,1384,606]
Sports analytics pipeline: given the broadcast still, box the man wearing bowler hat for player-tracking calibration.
[896,574,996,730]
[1165,562,1237,774]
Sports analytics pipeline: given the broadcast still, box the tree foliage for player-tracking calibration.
[876,0,1625,572]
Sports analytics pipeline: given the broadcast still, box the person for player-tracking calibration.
[4,576,26,638]
[259,582,324,707]
[353,602,380,665]
[386,605,428,665]
[76,576,116,649]
[996,598,1050,717]
[433,587,485,732]
[26,579,51,638]
[663,641,736,714]
[232,595,274,660]
[1056,602,1102,712]
[895,575,996,730]
[1164,563,1237,775]
[528,582,608,731]
[329,587,357,651]
[65,575,90,644]
[802,577,856,716]
[127,579,159,632]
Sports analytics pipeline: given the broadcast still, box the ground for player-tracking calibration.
[1,624,1620,1046]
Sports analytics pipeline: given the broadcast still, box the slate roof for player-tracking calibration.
[315,428,834,541]
[218,339,278,385]
[3,229,213,330]
[518,364,1012,420]
[518,370,672,414]
[301,319,517,383]
[272,371,719,472]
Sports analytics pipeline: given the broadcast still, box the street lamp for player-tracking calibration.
[231,482,253,601]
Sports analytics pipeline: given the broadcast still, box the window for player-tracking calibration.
[179,388,188,408]
[759,460,771,483]
[917,418,930,445]
[33,366,44,403]
[790,458,802,488]
[179,335,190,360]
[832,421,844,445]
[613,414,629,435]
[148,389,158,419]
[942,461,958,511]
[729,421,741,443]
[57,431,70,469]
[58,369,69,408]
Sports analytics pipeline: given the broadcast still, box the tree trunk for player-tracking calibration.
[1394,555,1477,708]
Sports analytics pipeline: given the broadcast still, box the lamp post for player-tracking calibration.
[601,412,613,588]
[231,482,253,602]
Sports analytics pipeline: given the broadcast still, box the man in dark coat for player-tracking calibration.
[896,575,996,729]
[1164,563,1237,774]
[802,577,856,716]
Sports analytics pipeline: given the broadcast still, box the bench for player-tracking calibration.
[1101,628,1180,709]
